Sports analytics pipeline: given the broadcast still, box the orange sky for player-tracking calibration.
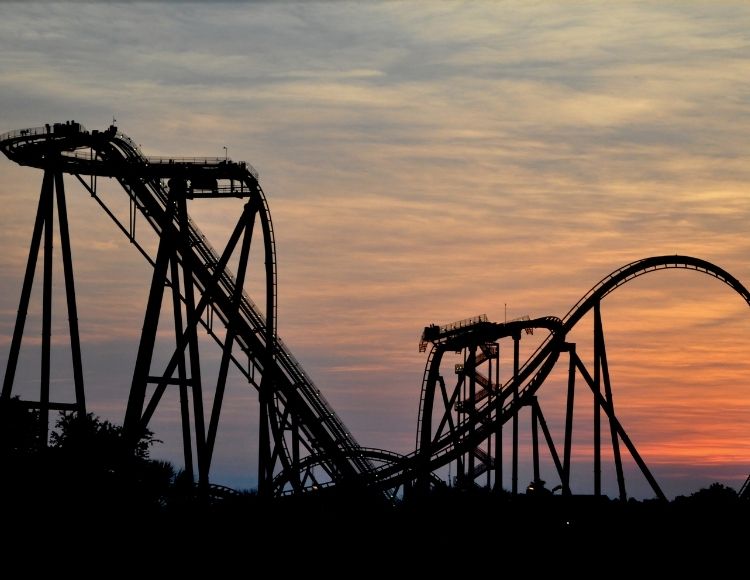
[1,2,749,498]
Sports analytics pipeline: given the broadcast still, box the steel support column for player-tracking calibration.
[468,345,476,481]
[512,332,520,495]
[170,257,194,482]
[54,172,86,418]
[594,302,602,496]
[494,343,502,492]
[174,186,208,489]
[562,343,576,495]
[40,169,54,446]
[486,346,493,490]
[457,351,466,486]
[531,396,540,484]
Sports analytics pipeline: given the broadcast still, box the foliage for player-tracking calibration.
[687,481,738,503]
[1,406,178,516]
[50,411,160,462]
[46,411,176,512]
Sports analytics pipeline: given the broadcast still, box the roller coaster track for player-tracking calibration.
[560,255,750,330]
[0,122,372,494]
[368,316,565,490]
[368,256,750,494]
[3,122,749,500]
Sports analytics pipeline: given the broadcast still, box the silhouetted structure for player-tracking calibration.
[376,256,750,500]
[0,122,378,497]
[2,122,749,502]
[1,159,86,447]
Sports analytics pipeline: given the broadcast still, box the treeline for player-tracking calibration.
[2,401,179,512]
[1,400,747,569]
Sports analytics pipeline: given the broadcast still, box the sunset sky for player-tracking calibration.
[1,1,750,499]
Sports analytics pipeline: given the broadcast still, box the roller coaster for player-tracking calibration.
[1,121,749,500]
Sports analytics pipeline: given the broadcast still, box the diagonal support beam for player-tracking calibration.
[573,351,666,501]
[595,304,627,501]
[206,199,258,469]
[136,199,255,431]
[532,397,565,487]
[433,375,463,445]
[2,172,51,399]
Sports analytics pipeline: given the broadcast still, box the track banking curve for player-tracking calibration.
[562,255,750,331]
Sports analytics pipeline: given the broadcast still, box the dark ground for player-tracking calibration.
[2,477,746,575]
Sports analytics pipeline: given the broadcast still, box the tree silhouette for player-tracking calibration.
[0,406,179,519]
[687,481,738,504]
[50,410,159,462]
[47,411,177,513]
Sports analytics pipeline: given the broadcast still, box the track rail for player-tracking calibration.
[0,122,373,490]
[385,257,750,492]
[4,123,749,497]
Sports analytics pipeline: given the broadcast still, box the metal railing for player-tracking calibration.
[145,156,259,181]
[0,126,49,142]
[439,314,488,335]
